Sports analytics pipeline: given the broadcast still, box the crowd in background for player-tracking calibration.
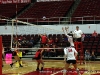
[7,28,99,58]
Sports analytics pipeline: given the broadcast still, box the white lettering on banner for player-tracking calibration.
[0,0,1,4]
[0,0,30,3]
[13,0,17,3]
[37,0,66,2]
[17,0,21,3]
[21,0,23,3]
[7,0,12,3]
[2,0,7,4]
[21,0,29,3]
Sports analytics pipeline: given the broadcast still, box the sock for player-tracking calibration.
[76,68,79,71]
[76,68,80,74]
[36,67,39,71]
[19,63,23,67]
[10,63,14,65]
[63,69,67,73]
[10,63,13,67]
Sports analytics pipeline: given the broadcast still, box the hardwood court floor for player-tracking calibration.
[2,60,100,75]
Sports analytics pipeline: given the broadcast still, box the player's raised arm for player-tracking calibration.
[62,27,70,38]
[41,49,44,54]
[64,48,67,61]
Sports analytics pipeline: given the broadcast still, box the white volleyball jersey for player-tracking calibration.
[66,35,74,46]
[64,47,78,60]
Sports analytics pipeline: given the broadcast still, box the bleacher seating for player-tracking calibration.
[1,34,100,56]
[18,1,74,23]
[0,3,30,18]
[71,0,100,23]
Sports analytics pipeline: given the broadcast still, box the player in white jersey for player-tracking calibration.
[62,27,74,47]
[63,42,80,75]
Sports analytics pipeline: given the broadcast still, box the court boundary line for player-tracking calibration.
[50,69,63,75]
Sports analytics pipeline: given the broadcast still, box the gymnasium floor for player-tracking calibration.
[2,59,100,75]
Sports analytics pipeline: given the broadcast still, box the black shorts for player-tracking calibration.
[71,46,75,48]
[74,38,82,42]
[66,60,76,64]
[35,56,41,60]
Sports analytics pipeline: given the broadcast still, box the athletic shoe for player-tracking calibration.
[36,68,40,71]
[20,65,23,67]
[41,67,43,71]
[77,68,81,75]
[10,63,13,67]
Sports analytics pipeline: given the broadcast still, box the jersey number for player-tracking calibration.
[68,49,72,52]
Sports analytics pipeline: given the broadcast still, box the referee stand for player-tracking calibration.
[74,42,84,65]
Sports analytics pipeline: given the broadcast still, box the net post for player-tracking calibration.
[0,36,2,74]
[11,19,15,49]
[74,42,83,65]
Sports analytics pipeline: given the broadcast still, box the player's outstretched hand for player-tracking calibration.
[62,27,64,31]
[65,27,69,30]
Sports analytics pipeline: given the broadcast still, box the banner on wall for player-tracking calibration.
[0,0,1,3]
[37,0,67,2]
[0,0,31,4]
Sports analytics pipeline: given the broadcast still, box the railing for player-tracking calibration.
[1,16,100,25]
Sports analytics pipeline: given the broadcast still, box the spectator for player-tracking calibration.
[50,44,57,57]
[81,33,85,41]
[47,37,54,46]
[85,50,90,61]
[21,37,27,47]
[90,51,96,61]
[50,49,56,57]
[92,30,98,37]
[28,37,34,47]
[12,37,17,48]
[54,37,59,45]
[43,44,51,57]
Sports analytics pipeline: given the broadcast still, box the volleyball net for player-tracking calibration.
[0,18,65,48]
[0,18,85,65]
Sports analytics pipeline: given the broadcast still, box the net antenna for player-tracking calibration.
[15,1,18,48]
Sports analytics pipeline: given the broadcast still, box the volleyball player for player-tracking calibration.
[10,48,23,67]
[62,27,74,47]
[40,34,48,48]
[35,48,44,71]
[63,42,80,75]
